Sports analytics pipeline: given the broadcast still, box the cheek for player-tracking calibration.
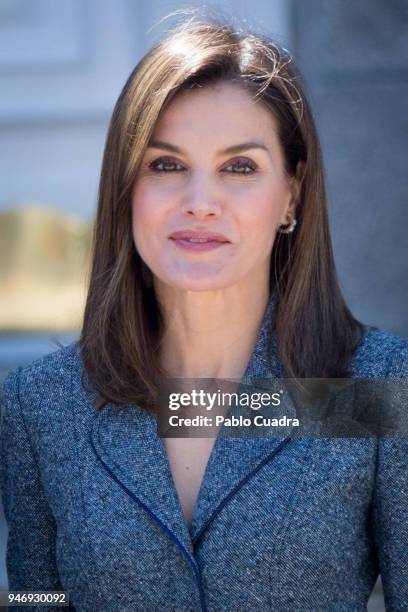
[131,184,165,245]
[237,188,286,242]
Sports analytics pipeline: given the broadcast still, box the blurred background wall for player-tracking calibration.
[1,1,407,610]
[293,0,408,337]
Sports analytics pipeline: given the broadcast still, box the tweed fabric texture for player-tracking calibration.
[1,293,408,611]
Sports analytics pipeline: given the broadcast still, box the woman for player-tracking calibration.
[1,16,407,612]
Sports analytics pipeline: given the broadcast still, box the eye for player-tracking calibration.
[148,157,185,172]
[223,158,257,175]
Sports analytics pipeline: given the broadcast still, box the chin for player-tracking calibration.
[156,271,235,292]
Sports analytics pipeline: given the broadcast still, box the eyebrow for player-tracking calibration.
[147,139,269,156]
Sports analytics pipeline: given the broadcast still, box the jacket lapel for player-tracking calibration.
[188,291,297,544]
[90,402,196,557]
[88,288,297,558]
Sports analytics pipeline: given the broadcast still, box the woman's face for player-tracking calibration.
[131,82,299,292]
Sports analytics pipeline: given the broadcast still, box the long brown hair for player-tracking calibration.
[79,14,365,413]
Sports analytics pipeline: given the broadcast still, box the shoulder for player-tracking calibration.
[2,340,80,400]
[350,326,408,378]
[1,341,85,426]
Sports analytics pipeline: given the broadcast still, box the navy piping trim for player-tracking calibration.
[192,437,292,547]
[89,429,207,612]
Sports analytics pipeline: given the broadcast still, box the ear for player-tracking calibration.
[290,160,305,207]
[279,160,305,225]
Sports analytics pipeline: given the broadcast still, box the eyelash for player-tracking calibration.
[148,156,257,175]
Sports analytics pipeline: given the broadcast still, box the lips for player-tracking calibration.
[169,230,230,243]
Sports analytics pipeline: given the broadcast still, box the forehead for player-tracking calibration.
[152,82,280,145]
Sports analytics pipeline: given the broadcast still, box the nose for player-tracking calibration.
[180,172,222,219]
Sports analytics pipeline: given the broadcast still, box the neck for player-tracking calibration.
[155,272,272,379]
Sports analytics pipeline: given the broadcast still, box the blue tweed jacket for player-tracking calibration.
[1,294,408,612]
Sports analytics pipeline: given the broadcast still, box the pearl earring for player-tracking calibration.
[278,218,297,234]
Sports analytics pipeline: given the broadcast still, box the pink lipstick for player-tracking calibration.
[169,230,230,252]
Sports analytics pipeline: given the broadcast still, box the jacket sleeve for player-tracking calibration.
[0,366,68,610]
[371,344,408,611]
